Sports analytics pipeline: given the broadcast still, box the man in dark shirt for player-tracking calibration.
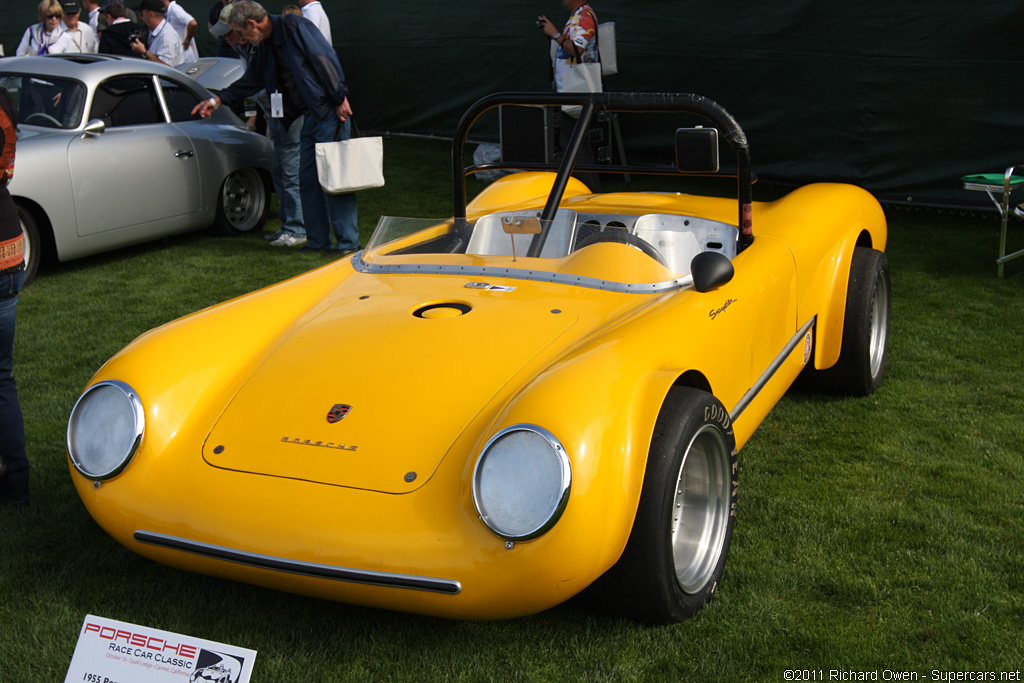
[192,0,359,253]
[97,1,145,56]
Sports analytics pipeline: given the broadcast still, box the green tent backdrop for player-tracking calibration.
[3,0,1023,205]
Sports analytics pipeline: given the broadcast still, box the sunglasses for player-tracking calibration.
[46,13,63,18]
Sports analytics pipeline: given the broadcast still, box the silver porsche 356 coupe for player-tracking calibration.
[1,54,272,283]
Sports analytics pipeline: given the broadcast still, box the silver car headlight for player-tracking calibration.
[472,424,571,541]
[67,380,145,480]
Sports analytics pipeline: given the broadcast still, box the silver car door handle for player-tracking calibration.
[174,149,195,158]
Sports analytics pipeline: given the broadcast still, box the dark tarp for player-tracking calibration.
[3,0,1023,205]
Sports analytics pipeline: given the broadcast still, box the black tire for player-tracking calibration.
[574,229,668,267]
[810,247,891,396]
[213,168,269,236]
[586,386,738,624]
[17,205,41,286]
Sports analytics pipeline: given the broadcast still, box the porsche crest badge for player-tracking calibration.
[326,404,352,423]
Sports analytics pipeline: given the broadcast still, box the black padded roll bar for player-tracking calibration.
[451,92,755,253]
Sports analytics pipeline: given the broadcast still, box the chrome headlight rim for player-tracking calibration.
[67,379,145,480]
[472,424,572,542]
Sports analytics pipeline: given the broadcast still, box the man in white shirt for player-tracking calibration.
[164,0,198,62]
[298,0,331,44]
[60,0,99,52]
[82,0,102,32]
[131,0,184,66]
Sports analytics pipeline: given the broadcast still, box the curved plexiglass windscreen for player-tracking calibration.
[361,208,739,292]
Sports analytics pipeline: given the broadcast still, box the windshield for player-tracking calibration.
[1,74,86,129]
[359,93,751,292]
[360,205,739,293]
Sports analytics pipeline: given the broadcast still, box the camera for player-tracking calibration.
[535,19,545,29]
[129,31,145,45]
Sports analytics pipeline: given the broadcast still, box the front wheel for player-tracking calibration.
[213,168,269,236]
[586,387,738,623]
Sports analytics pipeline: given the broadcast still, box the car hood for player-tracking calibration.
[203,288,579,493]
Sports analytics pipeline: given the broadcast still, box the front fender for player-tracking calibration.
[466,287,743,585]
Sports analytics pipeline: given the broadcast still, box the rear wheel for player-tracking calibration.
[587,387,738,623]
[213,168,269,236]
[17,205,41,285]
[810,247,891,395]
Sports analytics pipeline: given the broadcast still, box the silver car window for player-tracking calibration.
[158,77,202,123]
[0,74,86,129]
[89,75,165,128]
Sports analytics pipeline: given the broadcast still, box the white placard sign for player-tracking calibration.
[65,614,257,683]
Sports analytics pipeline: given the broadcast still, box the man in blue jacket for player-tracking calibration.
[192,0,358,253]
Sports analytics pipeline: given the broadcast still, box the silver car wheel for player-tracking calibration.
[671,423,732,594]
[867,264,891,379]
[219,168,267,233]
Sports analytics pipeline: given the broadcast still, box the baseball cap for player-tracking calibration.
[210,5,234,36]
[62,0,81,13]
[135,0,165,13]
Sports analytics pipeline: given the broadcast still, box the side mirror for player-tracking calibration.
[675,127,719,173]
[501,215,541,234]
[81,118,106,138]
[690,251,734,292]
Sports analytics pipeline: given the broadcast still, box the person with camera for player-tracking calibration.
[98,1,147,56]
[0,86,29,507]
[130,0,184,66]
[536,0,599,93]
[535,0,602,190]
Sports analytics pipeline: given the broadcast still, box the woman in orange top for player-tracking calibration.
[0,86,29,505]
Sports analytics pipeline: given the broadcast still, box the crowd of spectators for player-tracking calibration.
[15,0,197,66]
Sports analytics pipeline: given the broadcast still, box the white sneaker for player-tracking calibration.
[270,234,308,247]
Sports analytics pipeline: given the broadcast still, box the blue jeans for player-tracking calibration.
[269,114,305,238]
[0,268,28,504]
[299,113,359,250]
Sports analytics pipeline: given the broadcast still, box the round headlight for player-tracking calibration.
[472,425,571,541]
[67,380,145,480]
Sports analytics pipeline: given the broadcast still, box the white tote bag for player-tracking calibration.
[315,136,385,194]
[560,62,603,117]
[597,22,617,76]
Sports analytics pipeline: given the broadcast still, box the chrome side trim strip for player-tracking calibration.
[134,530,462,595]
[730,316,816,421]
[352,253,695,294]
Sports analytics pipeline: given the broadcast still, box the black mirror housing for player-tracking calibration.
[691,251,734,292]
[675,127,719,173]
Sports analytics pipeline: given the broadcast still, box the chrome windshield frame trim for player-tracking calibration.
[134,530,462,595]
[352,252,695,294]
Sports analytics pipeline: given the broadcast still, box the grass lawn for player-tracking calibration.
[2,136,1022,681]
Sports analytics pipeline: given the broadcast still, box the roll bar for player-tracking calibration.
[451,92,755,254]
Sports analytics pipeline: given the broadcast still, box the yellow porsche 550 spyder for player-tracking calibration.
[67,92,890,623]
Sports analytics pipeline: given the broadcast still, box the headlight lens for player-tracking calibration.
[67,380,145,480]
[472,424,571,541]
